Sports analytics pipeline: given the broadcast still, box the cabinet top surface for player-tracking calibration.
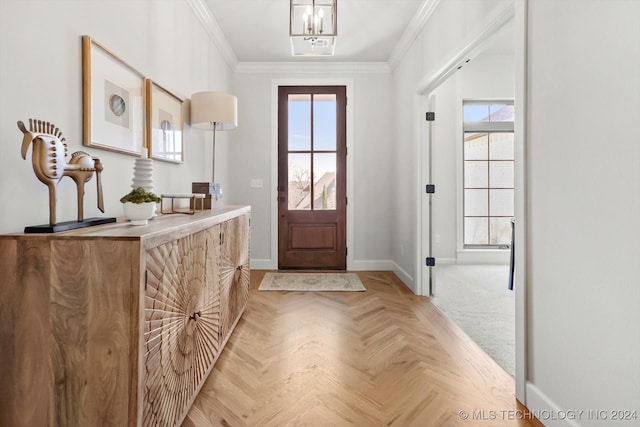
[0,205,250,241]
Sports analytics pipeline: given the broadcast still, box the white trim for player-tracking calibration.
[236,62,390,74]
[388,0,442,70]
[416,1,515,96]
[270,78,355,270]
[525,382,578,427]
[463,121,514,132]
[419,94,436,297]
[414,94,427,296]
[392,262,415,291]
[186,0,238,70]
[514,0,528,404]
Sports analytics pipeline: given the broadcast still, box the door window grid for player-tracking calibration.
[288,93,337,211]
[463,101,514,248]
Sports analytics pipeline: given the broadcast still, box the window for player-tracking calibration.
[463,101,514,248]
[287,93,337,211]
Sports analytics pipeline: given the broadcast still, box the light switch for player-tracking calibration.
[250,179,263,188]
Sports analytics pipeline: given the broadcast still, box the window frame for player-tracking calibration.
[462,100,515,250]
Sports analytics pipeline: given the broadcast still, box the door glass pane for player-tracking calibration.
[489,189,514,216]
[464,161,488,188]
[464,189,488,216]
[313,153,336,210]
[288,94,311,151]
[489,132,514,160]
[489,104,515,122]
[489,161,514,188]
[464,133,488,160]
[465,218,489,245]
[288,153,311,210]
[313,94,336,151]
[490,217,512,245]
[463,103,489,122]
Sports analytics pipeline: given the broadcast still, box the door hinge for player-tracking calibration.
[426,257,436,267]
[346,247,348,256]
[425,184,435,194]
[425,112,435,121]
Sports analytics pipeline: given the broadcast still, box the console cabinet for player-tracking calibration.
[0,206,250,427]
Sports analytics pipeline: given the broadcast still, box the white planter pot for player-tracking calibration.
[123,201,156,225]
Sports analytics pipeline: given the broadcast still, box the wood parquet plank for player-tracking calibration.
[183,271,542,427]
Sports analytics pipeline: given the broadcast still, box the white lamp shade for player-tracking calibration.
[190,91,238,131]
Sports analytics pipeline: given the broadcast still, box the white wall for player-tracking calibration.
[227,69,393,269]
[0,0,233,233]
[525,1,640,424]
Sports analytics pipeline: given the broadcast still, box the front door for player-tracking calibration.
[278,86,347,269]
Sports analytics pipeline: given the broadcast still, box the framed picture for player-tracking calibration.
[82,35,145,155]
[146,79,184,163]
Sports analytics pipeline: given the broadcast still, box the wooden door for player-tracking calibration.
[278,86,347,269]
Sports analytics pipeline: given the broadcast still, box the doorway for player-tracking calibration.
[418,10,522,386]
[277,85,347,269]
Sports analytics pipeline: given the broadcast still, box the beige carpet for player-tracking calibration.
[431,264,514,376]
[258,272,366,292]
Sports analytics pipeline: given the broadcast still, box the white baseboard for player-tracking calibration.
[391,262,415,292]
[526,382,581,427]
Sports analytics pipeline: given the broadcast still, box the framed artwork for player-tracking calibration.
[82,35,145,155]
[146,79,184,163]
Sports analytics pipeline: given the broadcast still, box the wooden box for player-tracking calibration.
[192,182,214,209]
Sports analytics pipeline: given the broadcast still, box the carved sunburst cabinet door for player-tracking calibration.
[219,214,250,342]
[143,228,220,427]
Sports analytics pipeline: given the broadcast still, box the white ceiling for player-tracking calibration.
[202,0,426,62]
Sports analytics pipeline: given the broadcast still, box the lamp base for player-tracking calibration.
[192,182,223,210]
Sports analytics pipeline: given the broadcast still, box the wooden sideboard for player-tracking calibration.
[0,206,250,427]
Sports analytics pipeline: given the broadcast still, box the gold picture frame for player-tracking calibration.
[146,79,184,163]
[82,35,146,156]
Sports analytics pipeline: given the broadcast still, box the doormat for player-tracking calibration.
[258,272,366,292]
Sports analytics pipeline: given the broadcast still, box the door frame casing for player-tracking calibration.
[267,78,354,270]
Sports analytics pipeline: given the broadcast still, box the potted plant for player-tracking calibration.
[120,187,161,225]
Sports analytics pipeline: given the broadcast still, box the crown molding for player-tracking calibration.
[235,61,391,74]
[388,0,442,71]
[187,0,440,75]
[186,0,238,70]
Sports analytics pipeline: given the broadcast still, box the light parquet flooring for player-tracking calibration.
[183,271,541,427]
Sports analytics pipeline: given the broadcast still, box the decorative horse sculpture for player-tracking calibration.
[19,118,104,226]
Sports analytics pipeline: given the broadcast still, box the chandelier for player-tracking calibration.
[289,0,337,56]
